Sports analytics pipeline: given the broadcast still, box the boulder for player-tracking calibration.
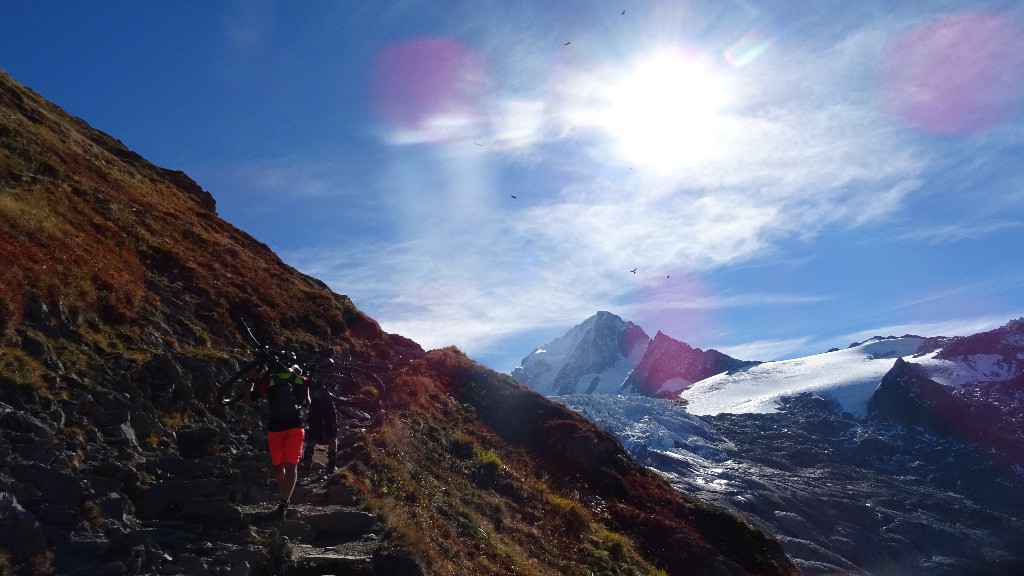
[176,426,221,459]
[0,492,48,562]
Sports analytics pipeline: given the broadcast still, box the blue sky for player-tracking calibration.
[3,1,1023,372]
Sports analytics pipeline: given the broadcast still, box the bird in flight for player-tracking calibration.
[564,41,571,45]
[630,268,637,274]
[511,195,517,199]
[621,10,626,15]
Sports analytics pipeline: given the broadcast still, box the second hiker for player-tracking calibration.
[302,353,342,475]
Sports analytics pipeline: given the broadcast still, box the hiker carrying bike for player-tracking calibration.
[302,352,345,475]
[243,364,309,519]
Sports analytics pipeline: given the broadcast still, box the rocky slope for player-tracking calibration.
[0,69,798,575]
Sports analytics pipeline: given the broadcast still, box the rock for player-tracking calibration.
[161,553,209,575]
[176,425,221,459]
[134,478,221,519]
[0,492,48,562]
[323,484,358,506]
[175,498,242,527]
[0,402,57,436]
[277,518,315,541]
[14,439,63,465]
[8,462,93,506]
[215,548,260,571]
[299,507,379,537]
[290,547,375,576]
[150,455,217,479]
[373,547,426,576]
[224,559,250,576]
[94,393,133,428]
[89,459,144,494]
[95,492,132,524]
[109,421,141,450]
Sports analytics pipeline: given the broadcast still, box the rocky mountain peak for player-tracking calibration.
[869,357,1024,468]
[868,358,959,434]
[514,312,756,399]
[511,311,650,395]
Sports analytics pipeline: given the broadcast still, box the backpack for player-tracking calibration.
[265,371,304,427]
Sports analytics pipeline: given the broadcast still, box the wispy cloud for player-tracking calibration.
[716,337,817,361]
[834,314,1023,346]
[897,221,1024,245]
[214,157,360,201]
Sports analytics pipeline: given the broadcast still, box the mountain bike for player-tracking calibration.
[215,321,388,413]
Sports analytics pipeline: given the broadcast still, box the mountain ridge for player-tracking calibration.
[513,311,754,398]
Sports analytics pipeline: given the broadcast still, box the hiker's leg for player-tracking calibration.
[301,434,315,474]
[278,462,298,503]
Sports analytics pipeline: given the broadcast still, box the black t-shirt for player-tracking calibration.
[253,371,306,432]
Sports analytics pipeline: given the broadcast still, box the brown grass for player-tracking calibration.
[341,351,670,576]
[356,348,799,576]
[1,69,411,399]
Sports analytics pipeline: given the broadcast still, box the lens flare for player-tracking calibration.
[627,272,720,347]
[725,27,773,67]
[623,273,724,395]
[371,38,490,144]
[880,12,1024,135]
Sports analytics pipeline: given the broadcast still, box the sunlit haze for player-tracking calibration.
[4,1,1023,372]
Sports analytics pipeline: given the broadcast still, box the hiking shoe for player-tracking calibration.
[275,501,289,519]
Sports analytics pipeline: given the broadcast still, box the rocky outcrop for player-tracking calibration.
[622,331,757,396]
[869,358,1024,473]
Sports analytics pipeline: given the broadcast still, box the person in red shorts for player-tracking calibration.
[245,364,309,518]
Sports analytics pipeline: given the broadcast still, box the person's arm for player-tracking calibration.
[243,371,270,403]
[299,375,311,408]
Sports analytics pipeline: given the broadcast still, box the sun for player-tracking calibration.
[599,48,731,172]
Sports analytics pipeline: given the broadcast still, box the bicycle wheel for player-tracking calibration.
[216,357,264,405]
[325,364,386,405]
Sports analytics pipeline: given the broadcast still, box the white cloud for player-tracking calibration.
[897,221,1024,245]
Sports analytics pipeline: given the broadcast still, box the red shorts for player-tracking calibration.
[267,427,305,466]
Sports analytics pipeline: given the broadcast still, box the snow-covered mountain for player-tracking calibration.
[681,328,1024,418]
[528,316,1024,574]
[512,311,753,396]
[511,311,649,395]
[681,336,926,417]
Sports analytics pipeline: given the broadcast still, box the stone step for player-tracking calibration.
[289,541,377,576]
[289,504,380,540]
[238,500,380,543]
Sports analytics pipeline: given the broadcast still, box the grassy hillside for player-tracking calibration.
[0,69,797,576]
